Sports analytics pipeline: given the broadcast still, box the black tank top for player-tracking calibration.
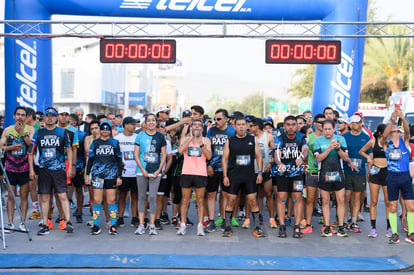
[373,138,386,159]
[228,134,256,183]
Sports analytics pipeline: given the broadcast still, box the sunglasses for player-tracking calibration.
[337,120,345,124]
[315,121,324,124]
[161,111,170,115]
[214,117,225,121]
[305,116,313,119]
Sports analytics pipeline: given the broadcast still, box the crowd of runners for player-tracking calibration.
[0,104,413,244]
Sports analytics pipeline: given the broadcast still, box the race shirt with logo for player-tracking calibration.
[86,138,122,180]
[385,136,410,173]
[342,131,371,175]
[5,125,30,172]
[273,132,308,177]
[314,135,347,183]
[207,125,235,172]
[135,131,166,175]
[115,133,138,178]
[29,127,71,171]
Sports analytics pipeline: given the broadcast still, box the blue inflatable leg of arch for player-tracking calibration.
[4,0,367,126]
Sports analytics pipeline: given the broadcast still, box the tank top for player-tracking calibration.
[372,138,386,159]
[228,134,256,183]
[385,136,410,173]
[254,132,271,173]
[182,140,207,176]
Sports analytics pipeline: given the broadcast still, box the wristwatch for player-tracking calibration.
[200,143,204,148]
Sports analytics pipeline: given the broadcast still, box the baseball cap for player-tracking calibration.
[349,115,362,123]
[353,111,363,118]
[122,116,137,127]
[44,107,58,116]
[58,107,70,115]
[156,105,170,114]
[182,109,191,117]
[100,120,112,131]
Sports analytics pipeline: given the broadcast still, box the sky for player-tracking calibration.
[1,0,413,107]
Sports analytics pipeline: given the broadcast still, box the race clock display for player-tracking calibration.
[100,39,176,63]
[265,40,341,64]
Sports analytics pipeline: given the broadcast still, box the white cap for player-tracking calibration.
[156,104,170,114]
[58,107,71,114]
[349,115,362,123]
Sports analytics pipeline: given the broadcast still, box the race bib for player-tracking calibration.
[389,149,402,160]
[43,148,56,158]
[214,146,223,156]
[350,158,362,169]
[293,180,304,192]
[144,152,159,164]
[188,147,202,157]
[123,151,134,161]
[369,165,381,175]
[324,171,341,182]
[92,178,104,189]
[236,155,251,166]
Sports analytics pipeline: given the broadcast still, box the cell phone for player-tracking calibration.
[395,103,401,110]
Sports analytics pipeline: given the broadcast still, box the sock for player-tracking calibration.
[389,212,398,234]
[124,202,130,215]
[108,203,118,226]
[209,219,214,223]
[239,206,243,211]
[351,217,357,224]
[370,219,376,229]
[407,212,414,234]
[252,211,260,227]
[364,197,368,205]
[225,211,232,227]
[386,219,391,230]
[33,201,40,212]
[93,204,102,226]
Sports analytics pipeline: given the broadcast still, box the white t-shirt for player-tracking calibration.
[115,133,137,178]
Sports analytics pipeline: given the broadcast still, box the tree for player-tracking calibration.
[287,65,315,98]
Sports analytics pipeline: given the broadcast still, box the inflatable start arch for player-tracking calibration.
[5,0,367,125]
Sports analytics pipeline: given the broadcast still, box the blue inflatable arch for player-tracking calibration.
[5,0,367,125]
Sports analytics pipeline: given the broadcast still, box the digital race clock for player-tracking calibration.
[265,40,341,64]
[100,39,176,63]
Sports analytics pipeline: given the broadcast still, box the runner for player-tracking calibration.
[114,117,139,229]
[343,115,371,233]
[28,107,74,235]
[314,119,358,238]
[383,110,414,244]
[0,107,35,231]
[248,118,276,229]
[205,109,236,233]
[221,117,265,238]
[85,120,123,235]
[302,114,325,234]
[274,115,308,238]
[134,113,167,235]
[176,119,212,236]
[359,123,391,238]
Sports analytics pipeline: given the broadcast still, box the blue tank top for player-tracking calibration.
[385,136,410,173]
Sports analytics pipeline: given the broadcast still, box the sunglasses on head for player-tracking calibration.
[214,117,225,121]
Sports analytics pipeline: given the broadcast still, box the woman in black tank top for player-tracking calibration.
[359,123,391,237]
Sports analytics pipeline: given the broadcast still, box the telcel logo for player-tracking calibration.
[330,51,353,117]
[15,40,37,111]
[156,0,248,12]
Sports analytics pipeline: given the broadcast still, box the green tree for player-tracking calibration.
[287,65,315,98]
